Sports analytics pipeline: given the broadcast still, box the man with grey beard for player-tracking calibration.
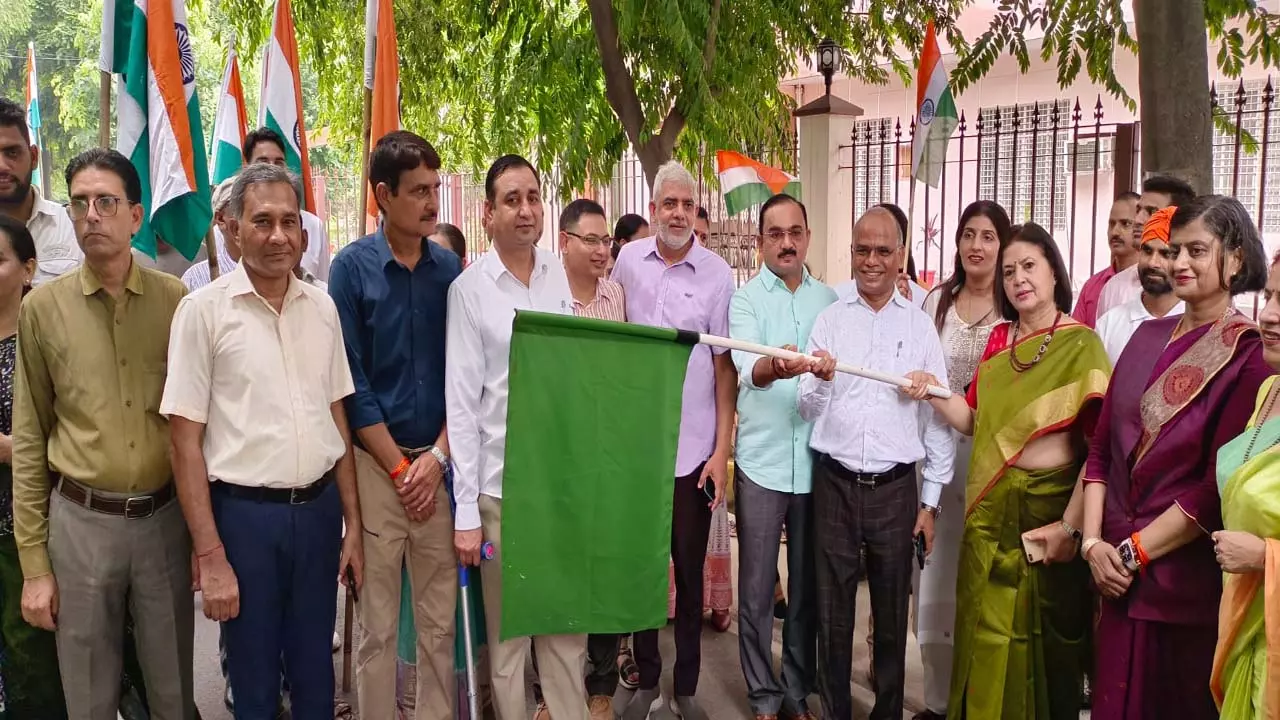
[1094,205,1185,366]
[612,161,737,720]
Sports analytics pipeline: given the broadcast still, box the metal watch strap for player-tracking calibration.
[920,502,941,518]
[1060,519,1082,542]
[428,445,449,468]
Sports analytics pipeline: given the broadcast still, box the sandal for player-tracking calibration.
[617,642,640,690]
[334,698,355,720]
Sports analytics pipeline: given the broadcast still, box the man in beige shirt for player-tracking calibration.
[12,148,191,719]
[161,162,363,718]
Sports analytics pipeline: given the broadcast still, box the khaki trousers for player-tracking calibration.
[478,495,588,720]
[49,487,194,720]
[354,448,457,720]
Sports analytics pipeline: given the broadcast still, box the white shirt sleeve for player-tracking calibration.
[918,324,956,507]
[444,281,485,532]
[159,296,213,424]
[325,299,356,403]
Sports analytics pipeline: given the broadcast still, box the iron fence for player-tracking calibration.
[842,80,1280,303]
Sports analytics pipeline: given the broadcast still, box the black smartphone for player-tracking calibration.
[913,532,926,570]
[703,482,716,504]
[345,566,359,603]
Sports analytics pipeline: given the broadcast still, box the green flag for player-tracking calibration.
[500,311,694,639]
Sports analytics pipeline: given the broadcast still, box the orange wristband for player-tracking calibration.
[389,457,411,481]
[1130,532,1151,569]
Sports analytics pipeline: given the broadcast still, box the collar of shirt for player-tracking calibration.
[79,260,145,296]
[372,224,438,271]
[757,264,816,293]
[637,236,716,272]
[844,285,911,311]
[29,194,66,225]
[226,263,305,307]
[480,247,551,285]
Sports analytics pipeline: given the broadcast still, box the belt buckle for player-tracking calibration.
[289,487,306,505]
[855,474,877,487]
[124,496,155,519]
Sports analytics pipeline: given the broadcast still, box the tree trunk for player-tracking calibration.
[1134,0,1213,193]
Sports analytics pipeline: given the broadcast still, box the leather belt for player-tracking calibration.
[56,476,175,519]
[398,445,430,460]
[211,471,334,505]
[818,454,914,488]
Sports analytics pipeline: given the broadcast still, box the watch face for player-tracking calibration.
[1118,542,1135,566]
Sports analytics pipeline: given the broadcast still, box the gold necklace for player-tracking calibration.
[1009,311,1061,373]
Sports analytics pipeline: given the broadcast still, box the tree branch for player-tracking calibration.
[586,0,645,145]
[648,0,723,161]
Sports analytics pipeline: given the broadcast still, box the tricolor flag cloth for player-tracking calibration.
[911,22,959,189]
[261,0,316,212]
[210,45,248,185]
[363,0,400,217]
[101,0,213,260]
[24,43,42,194]
[716,150,800,217]
[500,311,692,638]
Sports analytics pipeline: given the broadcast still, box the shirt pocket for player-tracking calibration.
[143,361,168,416]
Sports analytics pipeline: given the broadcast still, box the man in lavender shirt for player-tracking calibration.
[613,161,737,720]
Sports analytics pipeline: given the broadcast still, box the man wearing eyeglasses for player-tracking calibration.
[11,148,193,719]
[543,197,623,720]
[0,98,82,285]
[728,194,835,720]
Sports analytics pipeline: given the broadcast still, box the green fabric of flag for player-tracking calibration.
[500,311,693,640]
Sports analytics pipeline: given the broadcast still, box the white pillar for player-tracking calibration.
[795,95,862,286]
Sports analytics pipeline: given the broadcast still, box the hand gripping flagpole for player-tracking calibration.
[685,332,953,400]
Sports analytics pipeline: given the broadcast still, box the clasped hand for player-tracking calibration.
[398,453,444,522]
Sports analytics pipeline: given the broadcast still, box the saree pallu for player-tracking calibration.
[1212,376,1280,720]
[949,323,1109,720]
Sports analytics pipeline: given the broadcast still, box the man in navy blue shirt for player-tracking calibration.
[329,130,462,720]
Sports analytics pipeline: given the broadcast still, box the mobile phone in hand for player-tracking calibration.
[914,532,926,570]
[703,482,716,504]
[345,566,359,603]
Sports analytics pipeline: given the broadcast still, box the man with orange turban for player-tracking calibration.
[1094,205,1185,365]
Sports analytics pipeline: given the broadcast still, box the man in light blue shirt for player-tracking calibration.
[729,193,836,720]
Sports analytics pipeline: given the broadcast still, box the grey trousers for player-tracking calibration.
[734,467,816,716]
[49,488,195,720]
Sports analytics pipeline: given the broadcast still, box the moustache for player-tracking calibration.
[778,249,797,258]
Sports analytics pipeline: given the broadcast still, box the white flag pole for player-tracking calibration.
[694,333,952,399]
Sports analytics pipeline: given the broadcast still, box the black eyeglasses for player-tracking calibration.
[66,196,133,220]
[563,230,612,247]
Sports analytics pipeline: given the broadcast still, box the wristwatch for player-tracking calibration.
[1116,538,1142,573]
[920,503,941,519]
[427,445,449,469]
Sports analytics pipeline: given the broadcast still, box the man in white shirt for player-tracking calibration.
[0,98,82,284]
[1096,205,1184,365]
[445,155,586,720]
[182,176,241,291]
[798,206,954,720]
[162,163,364,718]
[1095,174,1196,319]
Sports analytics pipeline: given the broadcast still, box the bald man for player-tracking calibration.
[798,207,955,720]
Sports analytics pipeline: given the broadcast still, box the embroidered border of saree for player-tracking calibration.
[966,324,1110,516]
[1135,314,1255,463]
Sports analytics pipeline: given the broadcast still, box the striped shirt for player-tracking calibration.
[181,229,239,291]
[572,278,626,321]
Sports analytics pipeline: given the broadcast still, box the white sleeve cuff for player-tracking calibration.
[454,501,482,532]
[921,479,944,509]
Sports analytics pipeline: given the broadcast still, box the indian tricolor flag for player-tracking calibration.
[24,43,42,194]
[210,45,248,185]
[103,0,213,260]
[363,0,399,217]
[261,0,316,212]
[716,151,800,217]
[911,22,958,189]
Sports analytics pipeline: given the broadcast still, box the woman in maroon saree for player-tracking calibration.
[1080,196,1272,720]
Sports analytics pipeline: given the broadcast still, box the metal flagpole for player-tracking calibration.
[691,332,952,399]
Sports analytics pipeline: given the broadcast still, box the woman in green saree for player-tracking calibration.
[1210,256,1280,720]
[905,222,1110,720]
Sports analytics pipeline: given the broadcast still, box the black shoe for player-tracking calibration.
[911,712,947,720]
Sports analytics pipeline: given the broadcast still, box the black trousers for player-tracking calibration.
[814,455,917,720]
[585,633,620,697]
[634,463,712,697]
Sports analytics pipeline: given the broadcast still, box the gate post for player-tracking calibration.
[795,94,862,284]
